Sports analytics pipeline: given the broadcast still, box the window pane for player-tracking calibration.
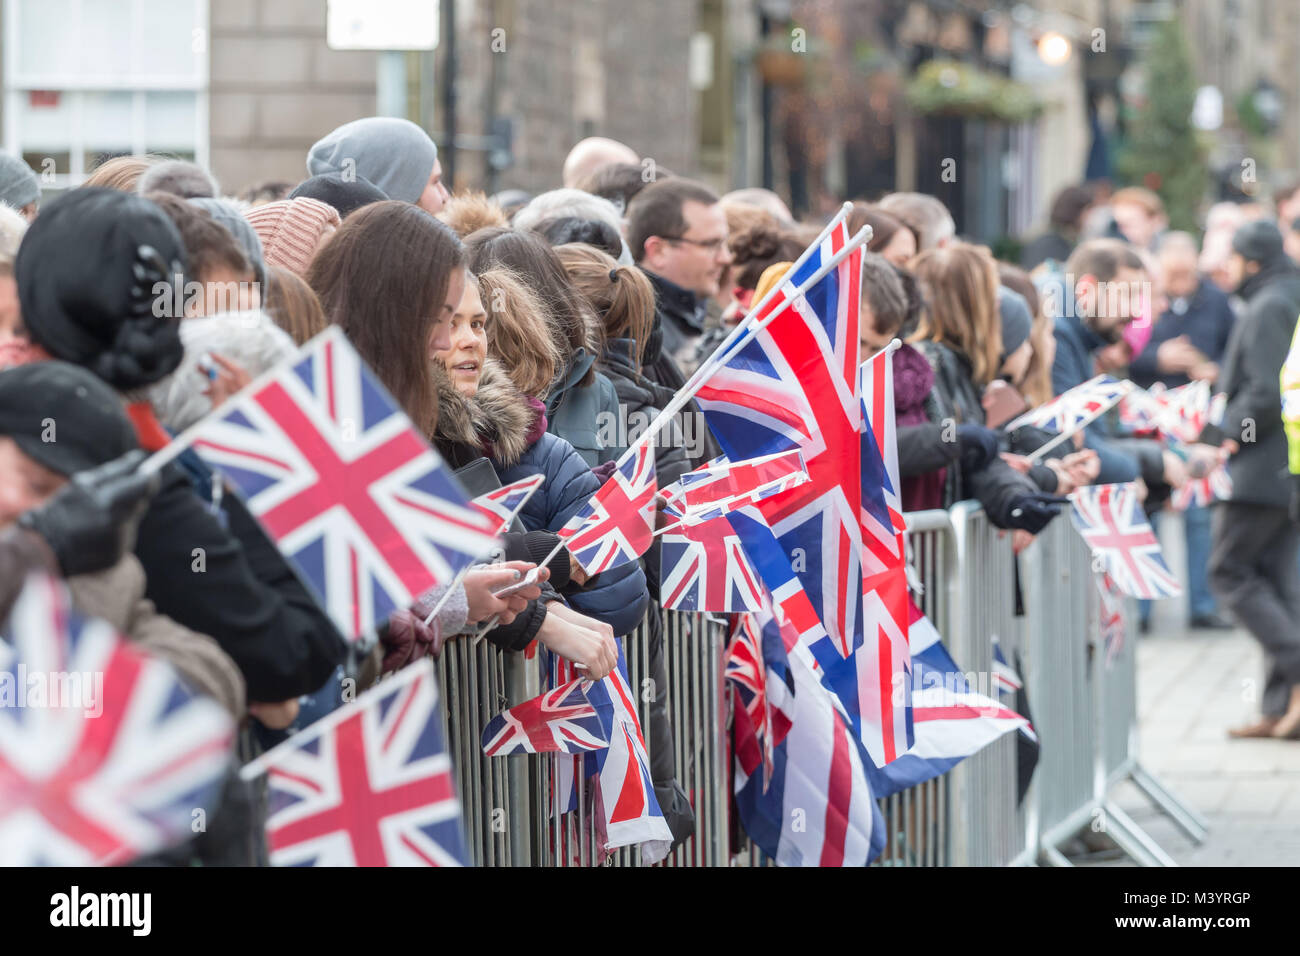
[15,91,73,151]
[139,0,204,81]
[80,0,134,80]
[144,91,197,152]
[16,0,79,77]
[82,90,135,152]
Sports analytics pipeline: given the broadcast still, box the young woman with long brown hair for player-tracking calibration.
[907,241,1065,532]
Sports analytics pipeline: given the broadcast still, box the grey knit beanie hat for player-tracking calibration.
[306,117,437,205]
[0,151,39,210]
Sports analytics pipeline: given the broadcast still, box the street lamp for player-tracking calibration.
[1037,31,1072,66]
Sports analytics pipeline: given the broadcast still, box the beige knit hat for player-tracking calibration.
[245,197,341,278]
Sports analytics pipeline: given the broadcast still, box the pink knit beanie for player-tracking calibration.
[245,197,341,278]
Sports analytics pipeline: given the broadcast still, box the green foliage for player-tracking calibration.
[906,59,1041,123]
[1117,20,1207,231]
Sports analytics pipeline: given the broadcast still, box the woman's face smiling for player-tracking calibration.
[434,273,488,398]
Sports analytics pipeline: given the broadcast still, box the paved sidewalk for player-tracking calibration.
[1097,511,1300,866]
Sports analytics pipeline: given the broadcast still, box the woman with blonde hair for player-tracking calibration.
[82,155,157,192]
[908,241,1065,532]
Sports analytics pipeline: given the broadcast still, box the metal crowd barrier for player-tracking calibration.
[1019,507,1207,866]
[436,501,1205,866]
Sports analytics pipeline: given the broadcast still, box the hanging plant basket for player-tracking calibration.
[906,59,1042,122]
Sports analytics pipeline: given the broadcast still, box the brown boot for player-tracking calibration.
[1229,717,1280,739]
[1272,686,1300,739]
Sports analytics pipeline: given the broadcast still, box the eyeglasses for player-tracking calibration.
[662,235,728,253]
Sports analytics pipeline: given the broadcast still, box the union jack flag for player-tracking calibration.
[245,658,468,866]
[548,648,672,863]
[1005,374,1132,433]
[1172,461,1233,510]
[1118,382,1167,434]
[727,611,793,791]
[480,678,608,755]
[0,575,234,866]
[1068,483,1182,600]
[733,598,884,866]
[183,327,499,642]
[859,345,905,533]
[556,441,657,575]
[659,501,764,613]
[695,221,866,659]
[469,474,545,536]
[1096,572,1127,665]
[1155,379,1213,444]
[864,601,1032,799]
[664,449,809,517]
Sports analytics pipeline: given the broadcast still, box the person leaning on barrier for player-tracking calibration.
[13,187,350,704]
[908,242,1067,533]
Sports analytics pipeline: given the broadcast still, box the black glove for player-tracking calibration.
[1005,492,1069,534]
[1291,475,1300,524]
[955,423,999,473]
[18,449,159,577]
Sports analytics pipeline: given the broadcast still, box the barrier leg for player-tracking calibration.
[1100,799,1179,867]
[1127,762,1210,845]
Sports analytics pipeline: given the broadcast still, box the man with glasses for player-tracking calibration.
[626,177,734,385]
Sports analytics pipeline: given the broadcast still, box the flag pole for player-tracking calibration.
[1025,383,1133,463]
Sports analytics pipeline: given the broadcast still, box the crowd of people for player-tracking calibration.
[0,118,1298,865]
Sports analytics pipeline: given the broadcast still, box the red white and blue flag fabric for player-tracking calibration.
[1096,572,1127,665]
[245,658,467,866]
[663,449,809,517]
[1068,483,1181,599]
[658,500,765,613]
[695,221,866,659]
[547,647,672,863]
[859,345,906,533]
[732,598,885,866]
[863,601,1033,798]
[727,613,794,792]
[469,474,545,536]
[183,327,499,641]
[0,575,234,866]
[556,441,657,575]
[480,678,609,755]
[1005,374,1131,434]
[1172,461,1232,510]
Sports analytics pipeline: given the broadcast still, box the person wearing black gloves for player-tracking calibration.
[13,187,348,703]
[908,242,1066,533]
[0,443,156,620]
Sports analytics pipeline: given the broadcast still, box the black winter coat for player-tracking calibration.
[912,339,1046,528]
[134,465,347,702]
[1200,259,1300,508]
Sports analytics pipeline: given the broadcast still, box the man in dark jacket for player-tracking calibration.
[1194,221,1300,739]
[626,177,734,385]
[1049,239,1178,490]
[1129,232,1237,629]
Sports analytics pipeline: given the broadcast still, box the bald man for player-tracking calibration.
[562,137,639,189]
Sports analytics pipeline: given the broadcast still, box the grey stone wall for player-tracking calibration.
[208,0,377,193]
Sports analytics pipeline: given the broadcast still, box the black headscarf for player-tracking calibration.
[15,187,188,390]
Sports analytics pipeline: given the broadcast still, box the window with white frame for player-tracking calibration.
[3,0,209,186]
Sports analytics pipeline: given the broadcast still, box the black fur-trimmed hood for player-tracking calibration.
[431,358,535,469]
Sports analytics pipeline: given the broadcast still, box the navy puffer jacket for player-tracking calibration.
[433,360,649,637]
